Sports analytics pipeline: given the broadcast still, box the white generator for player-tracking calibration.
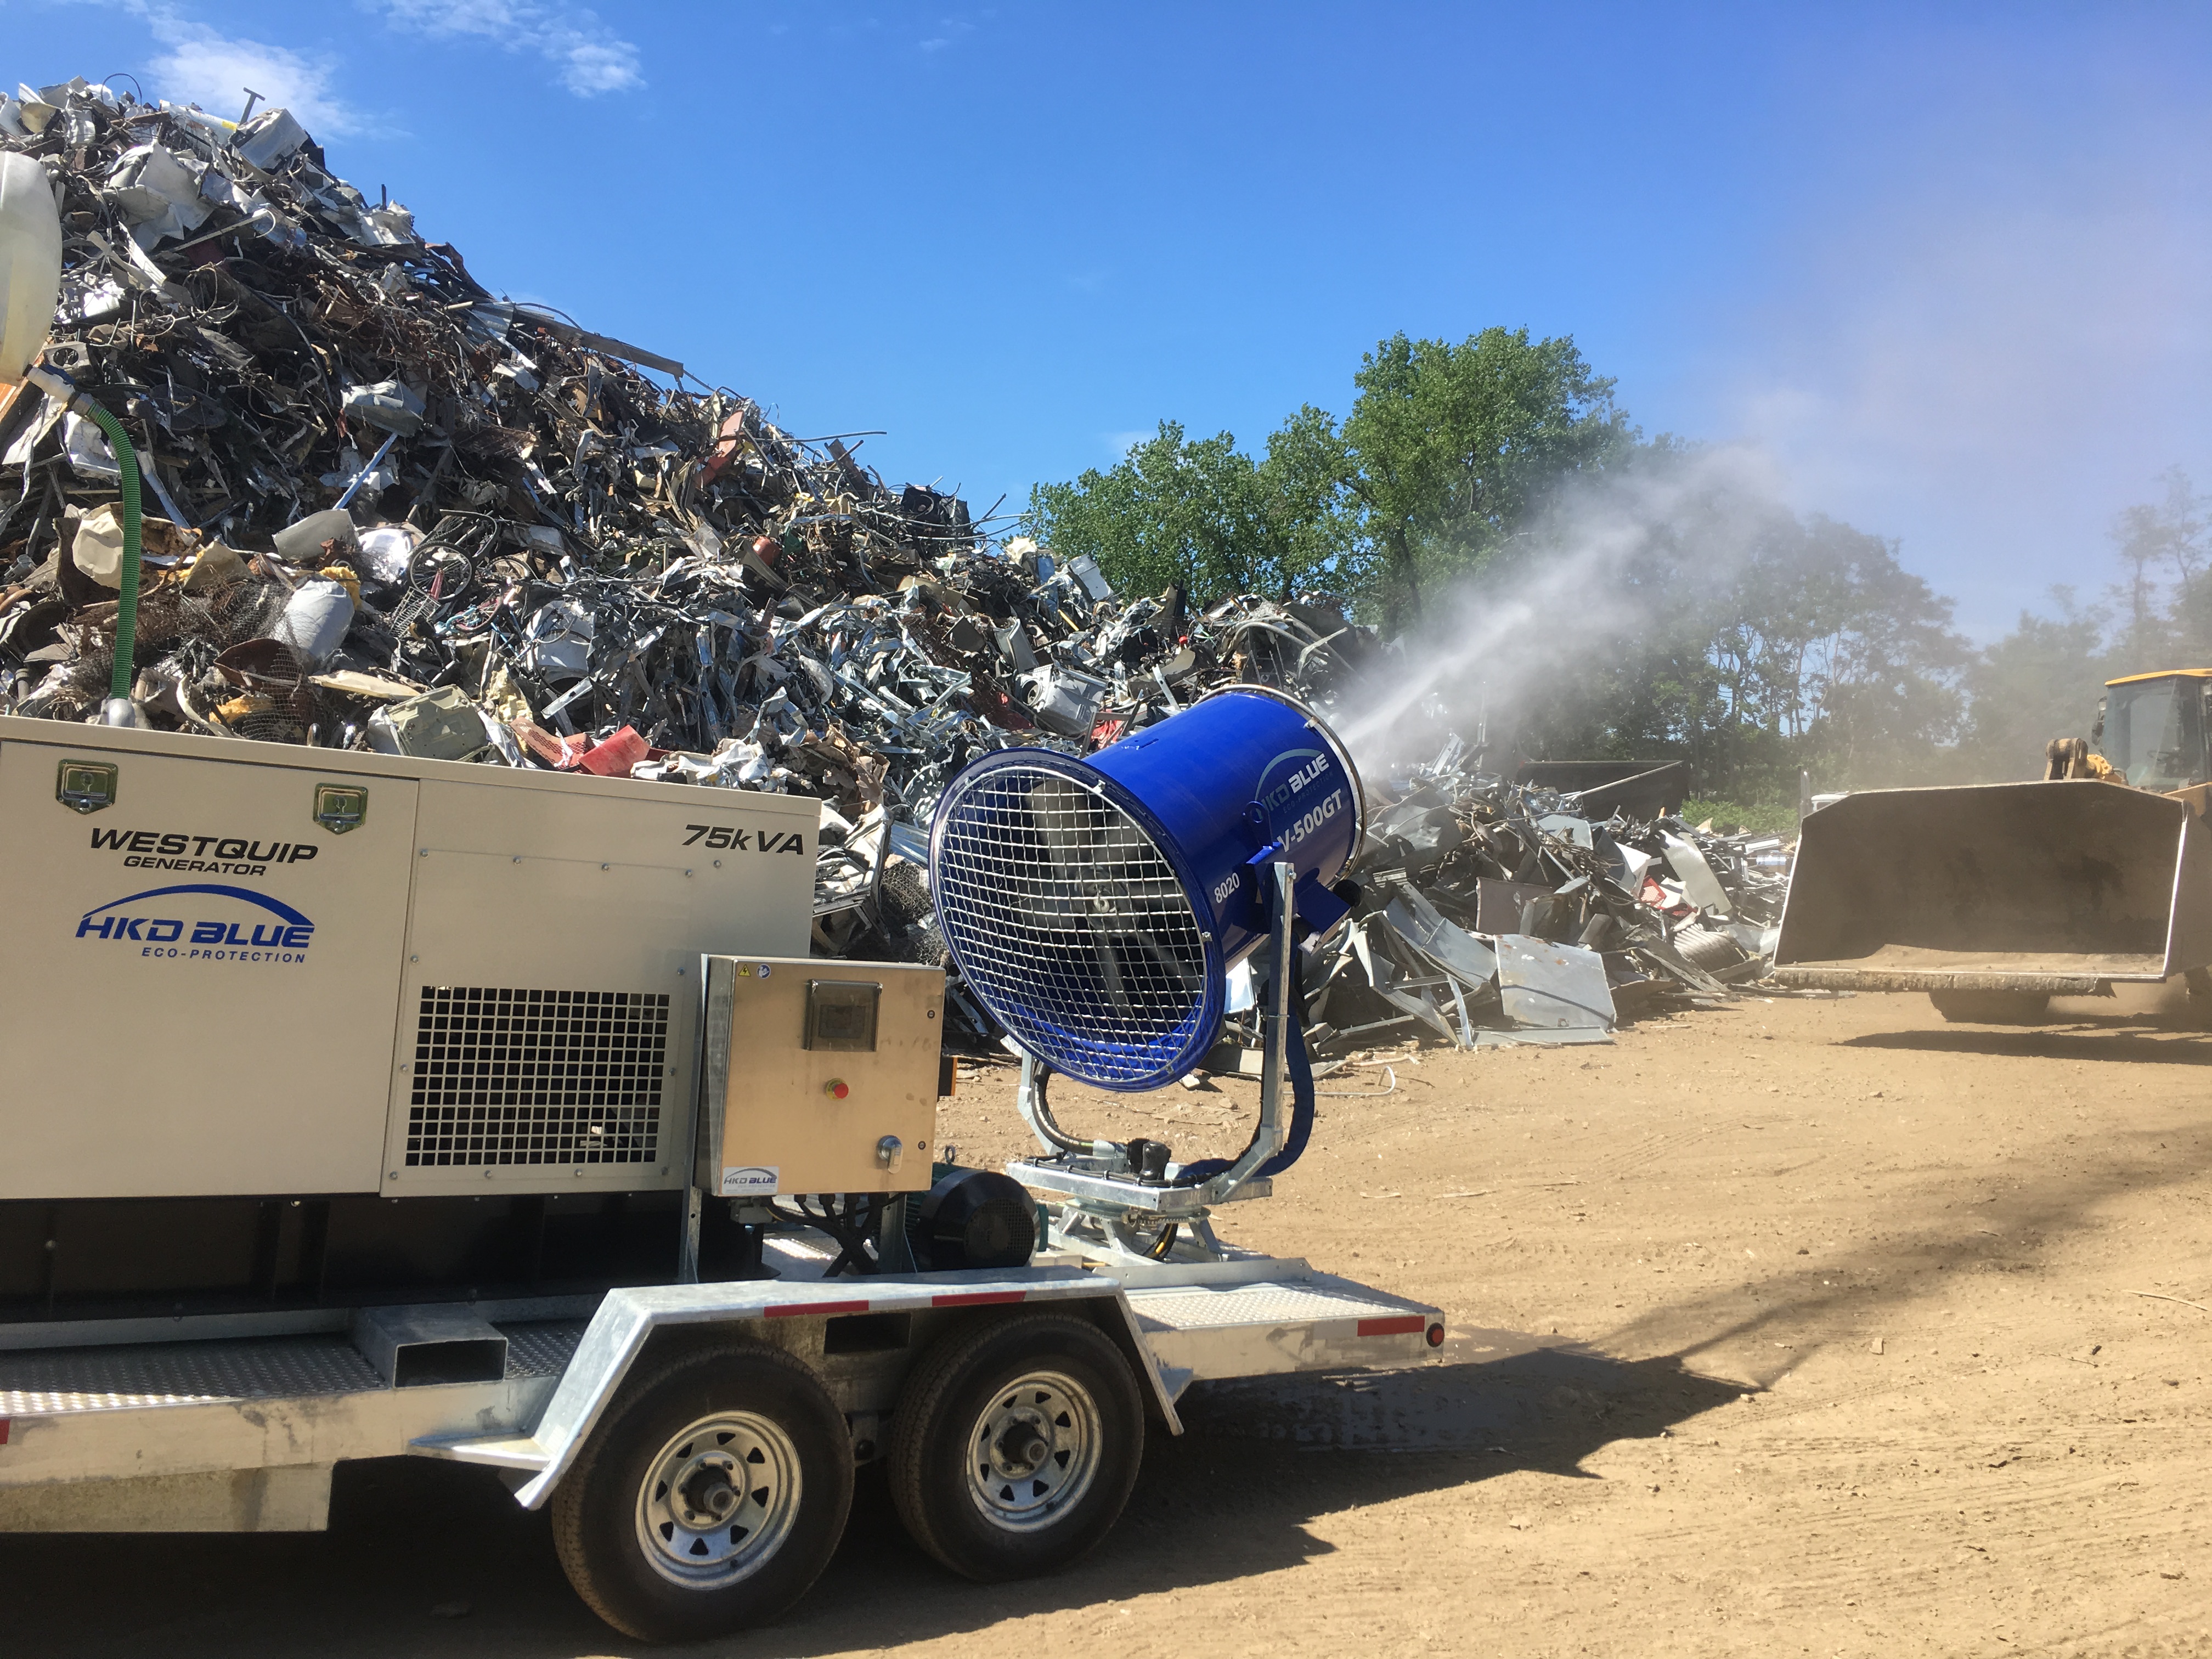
[0,713,944,1321]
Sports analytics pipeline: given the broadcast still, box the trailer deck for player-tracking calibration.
[0,1235,1440,1532]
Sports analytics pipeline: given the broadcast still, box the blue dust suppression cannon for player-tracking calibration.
[929,686,1363,1093]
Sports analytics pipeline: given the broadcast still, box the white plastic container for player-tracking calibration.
[272,577,356,665]
[0,150,63,383]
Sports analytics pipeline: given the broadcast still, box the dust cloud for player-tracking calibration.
[1333,444,1786,774]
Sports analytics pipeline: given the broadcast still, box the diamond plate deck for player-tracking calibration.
[500,1321,588,1379]
[0,1319,590,1416]
[0,1335,384,1415]
[1124,1276,1427,1334]
[1124,1273,1439,1385]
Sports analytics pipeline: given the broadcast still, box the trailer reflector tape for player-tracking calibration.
[765,1300,869,1318]
[0,1417,9,1444]
[932,1291,1026,1307]
[1355,1314,1428,1338]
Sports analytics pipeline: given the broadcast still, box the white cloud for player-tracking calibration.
[1103,430,1150,459]
[376,0,645,98]
[918,15,977,53]
[114,4,370,136]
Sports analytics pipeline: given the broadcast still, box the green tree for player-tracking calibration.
[1957,470,2211,785]
[1957,590,2114,781]
[1255,403,1358,595]
[1340,328,1635,627]
[1793,519,1969,786]
[1023,410,1354,601]
[1023,332,1975,800]
[1505,467,1966,797]
[2111,467,2209,665]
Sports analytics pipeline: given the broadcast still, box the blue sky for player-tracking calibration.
[9,2,2209,638]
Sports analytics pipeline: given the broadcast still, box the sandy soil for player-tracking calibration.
[9,990,2212,1658]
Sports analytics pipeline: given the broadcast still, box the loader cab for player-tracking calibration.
[2095,671,2212,793]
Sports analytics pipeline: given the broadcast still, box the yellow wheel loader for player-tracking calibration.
[1773,670,2212,1024]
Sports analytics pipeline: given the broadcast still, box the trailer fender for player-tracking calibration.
[1075,1294,1190,1431]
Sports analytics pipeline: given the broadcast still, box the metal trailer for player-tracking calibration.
[0,1232,1442,1639]
[0,711,1443,1642]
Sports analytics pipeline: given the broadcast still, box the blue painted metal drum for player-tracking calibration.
[929,686,1364,1090]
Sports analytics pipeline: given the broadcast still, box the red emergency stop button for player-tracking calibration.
[824,1079,849,1100]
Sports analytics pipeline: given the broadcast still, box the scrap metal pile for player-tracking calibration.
[0,77,1787,1060]
[1302,743,1793,1056]
[0,77,1009,797]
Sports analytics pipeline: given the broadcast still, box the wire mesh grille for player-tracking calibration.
[405,988,668,1167]
[933,763,1212,1087]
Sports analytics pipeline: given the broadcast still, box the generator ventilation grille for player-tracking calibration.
[405,987,668,1169]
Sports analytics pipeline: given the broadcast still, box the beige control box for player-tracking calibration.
[696,955,944,1198]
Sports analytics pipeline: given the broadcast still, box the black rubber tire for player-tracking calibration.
[888,1312,1144,1581]
[1930,990,2051,1024]
[550,1341,852,1644]
[2174,968,2212,1030]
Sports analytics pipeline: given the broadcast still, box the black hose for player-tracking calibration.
[1025,1064,1094,1155]
[1172,940,1317,1186]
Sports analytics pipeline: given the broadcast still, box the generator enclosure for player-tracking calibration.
[0,715,820,1204]
[695,955,944,1198]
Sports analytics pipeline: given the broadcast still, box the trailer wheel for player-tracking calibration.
[1930,990,2051,1024]
[550,1342,852,1643]
[888,1312,1144,1581]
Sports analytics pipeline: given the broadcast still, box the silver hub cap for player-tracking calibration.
[634,1411,802,1588]
[965,1370,1101,1532]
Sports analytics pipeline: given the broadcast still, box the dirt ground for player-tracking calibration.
[9,989,2212,1658]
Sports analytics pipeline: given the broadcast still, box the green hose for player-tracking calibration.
[78,401,142,705]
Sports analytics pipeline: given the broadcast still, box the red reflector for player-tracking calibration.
[0,1418,9,1444]
[1426,1322,1447,1347]
[766,1300,870,1318]
[1356,1314,1427,1338]
[932,1291,1026,1308]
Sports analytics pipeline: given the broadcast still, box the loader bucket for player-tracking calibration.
[1772,781,2212,994]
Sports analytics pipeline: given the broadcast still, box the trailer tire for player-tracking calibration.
[550,1341,852,1644]
[888,1312,1143,1581]
[2177,968,2212,1030]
